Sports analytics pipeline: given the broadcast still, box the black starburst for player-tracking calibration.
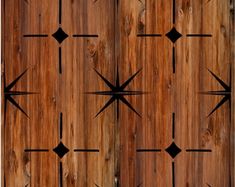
[3,69,36,118]
[200,69,231,117]
[86,66,146,118]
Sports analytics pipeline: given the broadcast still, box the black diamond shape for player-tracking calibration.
[53,142,69,158]
[165,27,182,43]
[52,27,68,44]
[165,142,181,158]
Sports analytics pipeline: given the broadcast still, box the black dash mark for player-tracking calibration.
[59,47,62,74]
[59,161,63,187]
[136,149,161,152]
[186,149,212,152]
[23,34,48,37]
[137,34,162,37]
[172,47,176,73]
[74,149,99,152]
[173,0,176,24]
[73,34,99,37]
[59,112,63,139]
[186,34,212,37]
[172,113,175,139]
[24,149,49,152]
[172,162,175,187]
[59,0,62,24]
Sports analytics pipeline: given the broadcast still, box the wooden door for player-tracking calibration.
[1,0,234,187]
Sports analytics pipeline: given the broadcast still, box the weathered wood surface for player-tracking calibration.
[1,0,234,187]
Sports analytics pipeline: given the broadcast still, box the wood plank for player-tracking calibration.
[1,0,234,186]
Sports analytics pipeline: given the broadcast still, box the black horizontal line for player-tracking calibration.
[186,34,212,37]
[199,91,230,95]
[24,149,49,152]
[186,149,212,152]
[72,34,98,37]
[137,34,162,37]
[137,149,161,152]
[23,34,49,37]
[85,91,147,96]
[74,149,99,152]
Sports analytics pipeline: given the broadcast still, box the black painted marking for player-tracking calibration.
[173,0,176,24]
[165,142,182,159]
[186,34,212,37]
[94,183,100,187]
[86,91,147,96]
[24,149,49,152]
[137,182,143,187]
[137,34,162,37]
[172,162,175,187]
[166,27,182,43]
[74,149,99,152]
[200,69,231,117]
[23,34,48,37]
[59,47,62,74]
[52,27,68,44]
[59,112,63,139]
[172,47,176,73]
[136,149,161,152]
[172,113,175,139]
[53,142,69,158]
[4,69,37,118]
[87,66,145,118]
[59,0,62,24]
[73,34,99,37]
[186,149,212,152]
[59,161,63,187]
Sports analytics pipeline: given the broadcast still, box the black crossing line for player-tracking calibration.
[24,149,49,152]
[72,34,99,37]
[136,149,161,152]
[59,0,62,25]
[172,47,176,74]
[173,0,176,24]
[186,149,212,152]
[59,161,63,187]
[172,113,175,139]
[59,47,62,74]
[137,34,162,37]
[59,112,63,139]
[23,34,49,37]
[74,149,100,152]
[186,34,212,37]
[172,162,175,187]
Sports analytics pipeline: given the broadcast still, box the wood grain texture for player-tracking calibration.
[1,0,234,187]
